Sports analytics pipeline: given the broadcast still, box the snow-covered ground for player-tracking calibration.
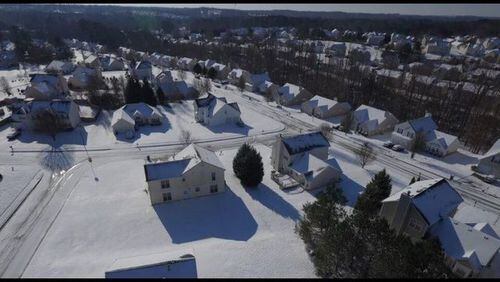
[0,165,41,218]
[22,144,317,278]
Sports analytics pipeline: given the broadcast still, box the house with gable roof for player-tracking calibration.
[144,143,225,204]
[193,93,241,127]
[131,60,153,81]
[301,95,351,118]
[476,139,500,178]
[274,83,313,106]
[351,104,399,136]
[24,73,70,101]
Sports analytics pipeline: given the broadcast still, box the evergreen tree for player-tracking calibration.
[193,63,203,75]
[142,79,157,106]
[354,169,392,216]
[207,67,217,79]
[232,143,264,187]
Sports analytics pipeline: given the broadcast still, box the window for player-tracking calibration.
[195,187,200,192]
[210,185,218,193]
[161,180,170,189]
[162,192,172,202]
[182,178,186,182]
[211,172,216,181]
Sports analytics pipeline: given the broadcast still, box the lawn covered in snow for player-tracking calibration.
[22,144,317,278]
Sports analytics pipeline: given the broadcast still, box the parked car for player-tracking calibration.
[391,144,404,152]
[7,128,21,141]
[383,141,394,148]
[332,124,341,130]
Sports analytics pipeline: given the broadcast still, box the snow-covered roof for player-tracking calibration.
[281,131,330,155]
[408,116,438,134]
[429,218,500,270]
[383,179,463,226]
[145,144,224,181]
[135,61,152,70]
[483,139,500,158]
[353,104,392,125]
[122,103,161,119]
[194,93,240,116]
[303,95,350,113]
[106,249,197,278]
[30,73,59,87]
[467,222,500,240]
[278,83,306,101]
[426,130,458,149]
[251,72,271,87]
[112,107,135,126]
[290,153,338,180]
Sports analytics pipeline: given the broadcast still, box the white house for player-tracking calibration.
[258,81,279,97]
[45,60,75,75]
[427,218,500,278]
[366,33,386,46]
[301,95,351,118]
[193,93,241,127]
[177,57,196,71]
[68,66,103,90]
[156,71,199,100]
[27,99,81,130]
[105,250,197,278]
[274,83,313,106]
[391,115,459,157]
[351,104,399,136]
[131,61,153,81]
[143,143,225,204]
[477,139,500,178]
[227,68,252,85]
[208,63,230,80]
[271,131,341,190]
[24,73,70,101]
[99,55,125,71]
[111,103,163,135]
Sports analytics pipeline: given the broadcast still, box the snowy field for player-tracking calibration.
[0,165,42,219]
[22,144,317,278]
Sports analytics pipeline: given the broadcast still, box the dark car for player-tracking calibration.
[7,128,21,141]
[383,141,394,148]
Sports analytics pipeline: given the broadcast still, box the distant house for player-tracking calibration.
[68,66,103,90]
[177,57,196,71]
[75,100,100,122]
[143,143,225,204]
[111,103,163,135]
[45,60,75,75]
[227,68,252,86]
[131,61,153,81]
[351,104,399,136]
[250,72,271,92]
[391,114,459,157]
[193,93,241,127]
[156,71,199,100]
[27,99,81,130]
[326,42,346,57]
[83,54,100,68]
[271,131,341,190]
[105,250,197,278]
[24,73,70,101]
[258,81,279,97]
[99,55,125,71]
[427,218,500,278]
[274,83,313,106]
[375,68,404,87]
[301,95,351,118]
[476,139,500,178]
[379,178,463,241]
[423,37,451,56]
[208,63,230,80]
[348,47,372,64]
[365,33,386,46]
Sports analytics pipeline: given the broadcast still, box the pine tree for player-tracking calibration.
[193,63,203,74]
[354,169,392,216]
[142,79,157,106]
[232,143,264,187]
[207,67,217,79]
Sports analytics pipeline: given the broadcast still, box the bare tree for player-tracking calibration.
[193,77,212,96]
[264,87,274,102]
[178,69,187,80]
[410,131,427,158]
[0,77,12,96]
[319,123,333,140]
[354,142,376,168]
[340,112,354,133]
[33,109,67,141]
[179,129,192,145]
[237,76,246,92]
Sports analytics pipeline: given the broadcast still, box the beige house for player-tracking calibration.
[476,139,500,178]
[379,178,463,241]
[193,93,241,127]
[271,131,341,190]
[351,104,399,136]
[24,73,70,101]
[301,95,351,119]
[274,83,313,106]
[144,144,225,204]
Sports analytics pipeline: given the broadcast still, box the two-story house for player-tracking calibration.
[193,93,241,127]
[476,139,500,178]
[143,144,225,204]
[351,104,399,136]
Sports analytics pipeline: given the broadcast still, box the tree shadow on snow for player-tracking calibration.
[205,121,253,135]
[17,125,88,147]
[154,186,257,244]
[37,145,75,173]
[246,182,301,221]
[338,175,364,208]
